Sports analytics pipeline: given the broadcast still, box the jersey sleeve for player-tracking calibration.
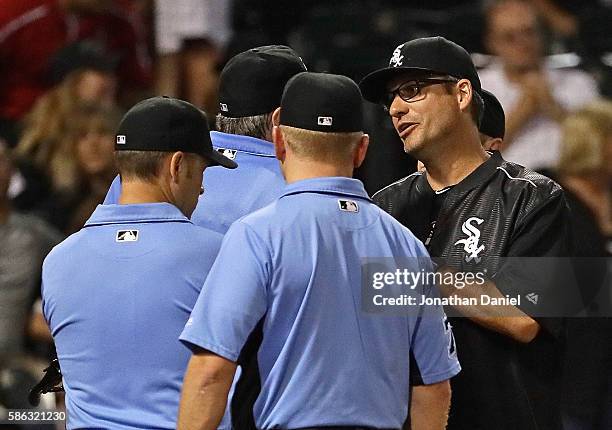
[410,258,461,385]
[180,221,269,362]
[103,175,121,205]
[493,190,577,336]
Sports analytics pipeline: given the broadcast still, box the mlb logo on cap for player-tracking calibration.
[116,135,126,144]
[318,116,333,126]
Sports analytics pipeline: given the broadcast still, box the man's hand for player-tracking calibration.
[520,72,566,122]
[177,350,237,430]
[505,70,566,147]
[408,380,451,430]
[436,266,540,343]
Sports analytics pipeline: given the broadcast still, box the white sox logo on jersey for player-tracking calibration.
[454,217,485,263]
[389,45,404,67]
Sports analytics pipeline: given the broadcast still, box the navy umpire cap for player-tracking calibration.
[280,72,364,133]
[219,45,307,118]
[480,89,506,139]
[359,36,482,104]
[115,96,237,169]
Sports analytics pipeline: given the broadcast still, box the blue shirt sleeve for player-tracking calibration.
[103,175,121,205]
[180,221,269,361]
[410,256,461,385]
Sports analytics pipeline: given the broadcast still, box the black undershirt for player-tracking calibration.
[424,186,453,248]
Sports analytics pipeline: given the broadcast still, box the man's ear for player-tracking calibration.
[169,151,185,183]
[456,79,473,114]
[272,126,286,162]
[272,107,281,126]
[353,134,370,168]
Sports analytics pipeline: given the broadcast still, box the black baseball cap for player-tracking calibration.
[115,96,237,168]
[280,72,363,133]
[218,45,307,118]
[359,36,482,104]
[480,89,505,139]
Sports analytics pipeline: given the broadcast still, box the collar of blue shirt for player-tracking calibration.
[211,131,275,157]
[84,203,191,227]
[280,177,372,201]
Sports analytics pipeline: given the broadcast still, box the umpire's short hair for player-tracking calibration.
[115,150,168,182]
[279,125,362,163]
[215,112,273,140]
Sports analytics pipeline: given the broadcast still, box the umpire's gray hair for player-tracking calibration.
[215,113,273,140]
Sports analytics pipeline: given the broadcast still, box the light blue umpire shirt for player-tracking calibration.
[180,177,461,429]
[104,131,285,234]
[42,203,223,430]
[103,131,282,429]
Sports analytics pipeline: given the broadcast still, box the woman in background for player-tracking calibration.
[47,103,121,234]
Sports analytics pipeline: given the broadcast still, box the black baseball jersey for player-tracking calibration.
[373,151,572,430]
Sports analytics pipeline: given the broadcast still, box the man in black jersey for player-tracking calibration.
[360,36,572,429]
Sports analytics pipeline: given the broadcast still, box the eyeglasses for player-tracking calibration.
[383,77,459,111]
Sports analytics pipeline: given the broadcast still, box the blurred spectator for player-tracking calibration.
[531,0,612,42]
[154,0,231,115]
[479,0,598,169]
[532,0,582,38]
[0,140,61,363]
[40,103,121,234]
[14,57,117,214]
[557,100,612,243]
[0,0,152,147]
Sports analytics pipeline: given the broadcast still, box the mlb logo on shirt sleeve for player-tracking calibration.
[318,116,333,126]
[338,199,359,213]
[116,230,139,242]
[116,135,126,144]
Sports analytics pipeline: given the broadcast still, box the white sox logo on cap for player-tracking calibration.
[389,45,404,68]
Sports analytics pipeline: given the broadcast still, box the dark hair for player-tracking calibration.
[114,150,168,182]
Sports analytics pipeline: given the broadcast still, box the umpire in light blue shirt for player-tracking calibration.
[178,72,461,430]
[104,45,307,234]
[42,97,236,429]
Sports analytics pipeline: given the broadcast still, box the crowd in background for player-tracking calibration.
[0,0,611,425]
